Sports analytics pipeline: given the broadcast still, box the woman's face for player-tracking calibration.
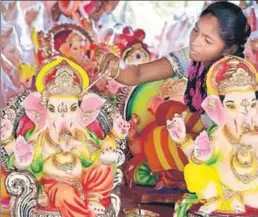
[189,14,226,63]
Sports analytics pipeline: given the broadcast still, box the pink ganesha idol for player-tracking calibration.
[168,56,258,217]
[1,56,130,217]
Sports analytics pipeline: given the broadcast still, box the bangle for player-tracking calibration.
[1,135,15,146]
[177,134,191,146]
[180,137,193,150]
[199,196,220,204]
[109,128,125,141]
[190,150,205,165]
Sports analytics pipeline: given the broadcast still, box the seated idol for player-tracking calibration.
[167,56,258,214]
[1,56,130,217]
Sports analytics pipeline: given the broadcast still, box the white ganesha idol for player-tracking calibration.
[167,56,258,216]
[1,56,130,217]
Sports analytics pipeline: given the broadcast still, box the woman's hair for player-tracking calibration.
[184,2,252,114]
[201,1,251,58]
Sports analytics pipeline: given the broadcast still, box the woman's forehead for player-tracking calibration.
[197,14,221,39]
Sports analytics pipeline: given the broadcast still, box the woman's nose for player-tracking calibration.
[192,34,202,47]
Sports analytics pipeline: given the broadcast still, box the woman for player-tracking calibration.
[96,1,251,116]
[96,2,252,191]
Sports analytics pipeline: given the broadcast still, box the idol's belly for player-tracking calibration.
[43,156,83,179]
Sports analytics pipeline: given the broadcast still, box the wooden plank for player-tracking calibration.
[120,184,186,204]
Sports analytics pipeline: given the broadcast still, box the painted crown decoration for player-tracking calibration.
[218,67,256,94]
[46,61,82,96]
[35,57,89,97]
[207,56,258,95]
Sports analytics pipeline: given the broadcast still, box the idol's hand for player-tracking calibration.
[1,118,14,142]
[14,136,34,168]
[88,201,105,216]
[112,112,131,139]
[166,112,187,144]
[193,131,213,161]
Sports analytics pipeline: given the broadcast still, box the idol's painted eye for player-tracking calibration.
[251,103,256,108]
[70,105,78,112]
[226,103,236,110]
[48,105,55,113]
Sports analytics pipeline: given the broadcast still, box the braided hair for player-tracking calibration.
[184,2,251,114]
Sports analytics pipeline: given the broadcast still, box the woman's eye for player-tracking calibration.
[193,27,198,33]
[71,106,78,112]
[251,103,256,108]
[48,107,55,113]
[205,39,212,44]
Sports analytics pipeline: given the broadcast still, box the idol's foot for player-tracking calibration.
[232,196,246,214]
[199,198,222,214]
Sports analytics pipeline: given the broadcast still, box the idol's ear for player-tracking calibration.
[22,92,47,127]
[77,93,106,127]
[201,95,225,126]
[255,101,258,127]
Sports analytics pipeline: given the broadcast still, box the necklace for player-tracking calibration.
[52,153,77,173]
[223,126,253,154]
[223,126,258,184]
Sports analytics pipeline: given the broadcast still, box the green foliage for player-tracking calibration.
[175,193,199,217]
[30,156,43,174]
[80,157,93,168]
[24,128,35,141]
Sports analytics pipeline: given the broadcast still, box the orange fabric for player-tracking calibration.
[160,127,175,168]
[144,100,204,173]
[1,168,10,201]
[42,164,115,217]
[144,126,188,172]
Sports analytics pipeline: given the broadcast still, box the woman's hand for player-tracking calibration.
[95,48,120,79]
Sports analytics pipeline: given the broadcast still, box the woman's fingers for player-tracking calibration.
[95,48,120,78]
[101,53,118,75]
[95,49,106,64]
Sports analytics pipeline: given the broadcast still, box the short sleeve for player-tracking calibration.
[164,47,191,78]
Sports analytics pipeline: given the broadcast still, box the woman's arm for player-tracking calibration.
[116,58,174,86]
[96,47,190,86]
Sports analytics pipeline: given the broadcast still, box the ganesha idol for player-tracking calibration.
[168,56,258,216]
[0,57,130,217]
[116,74,206,199]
